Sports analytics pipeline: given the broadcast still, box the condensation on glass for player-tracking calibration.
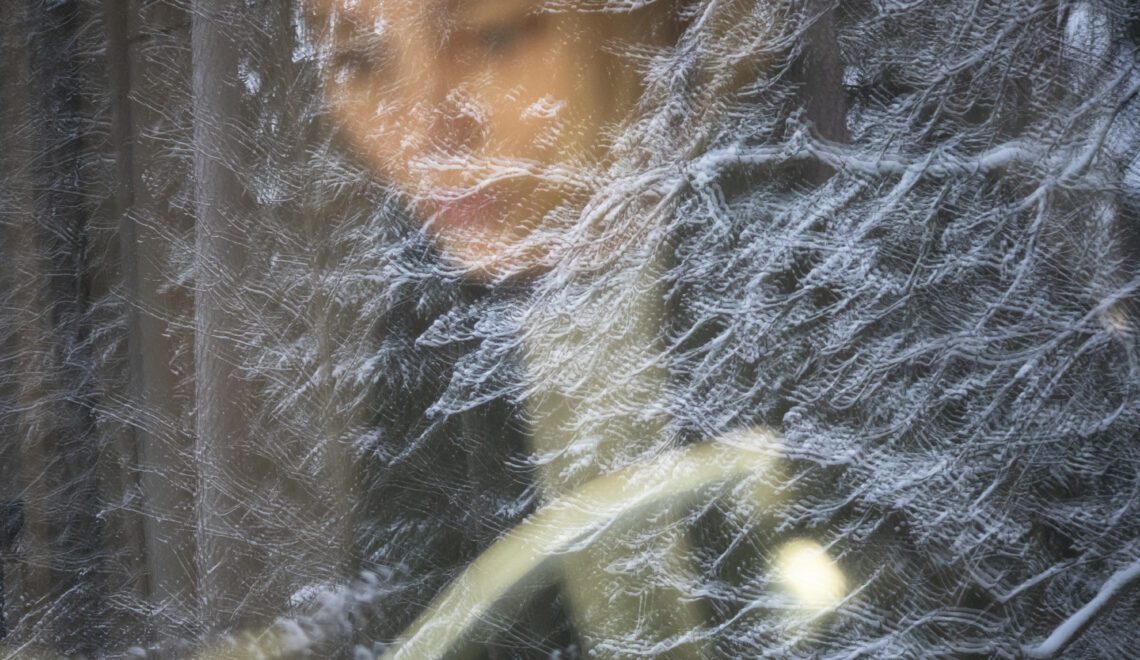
[1,0,1139,658]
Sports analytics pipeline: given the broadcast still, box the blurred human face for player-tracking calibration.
[311,0,672,275]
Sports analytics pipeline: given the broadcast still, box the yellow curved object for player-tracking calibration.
[384,431,782,659]
[190,431,788,659]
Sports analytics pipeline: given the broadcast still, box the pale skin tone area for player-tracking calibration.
[309,0,675,276]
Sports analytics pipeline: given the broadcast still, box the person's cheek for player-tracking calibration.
[334,87,415,191]
[544,43,605,161]
[500,41,580,159]
[488,91,554,159]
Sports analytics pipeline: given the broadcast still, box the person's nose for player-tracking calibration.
[427,88,484,155]
[397,44,487,181]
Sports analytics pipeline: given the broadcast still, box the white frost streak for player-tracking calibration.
[1024,561,1140,658]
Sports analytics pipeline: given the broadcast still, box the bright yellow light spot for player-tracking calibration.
[774,539,847,611]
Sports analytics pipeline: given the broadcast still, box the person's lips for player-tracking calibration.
[420,188,513,233]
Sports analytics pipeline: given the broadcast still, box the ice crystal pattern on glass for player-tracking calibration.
[1,0,1138,657]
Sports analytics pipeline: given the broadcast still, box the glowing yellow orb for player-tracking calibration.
[774,539,848,611]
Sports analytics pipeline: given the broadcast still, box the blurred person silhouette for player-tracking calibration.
[304,1,845,656]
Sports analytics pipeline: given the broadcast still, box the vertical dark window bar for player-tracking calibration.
[0,0,30,645]
[0,0,17,636]
[101,0,181,652]
[0,502,24,641]
[19,0,106,654]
